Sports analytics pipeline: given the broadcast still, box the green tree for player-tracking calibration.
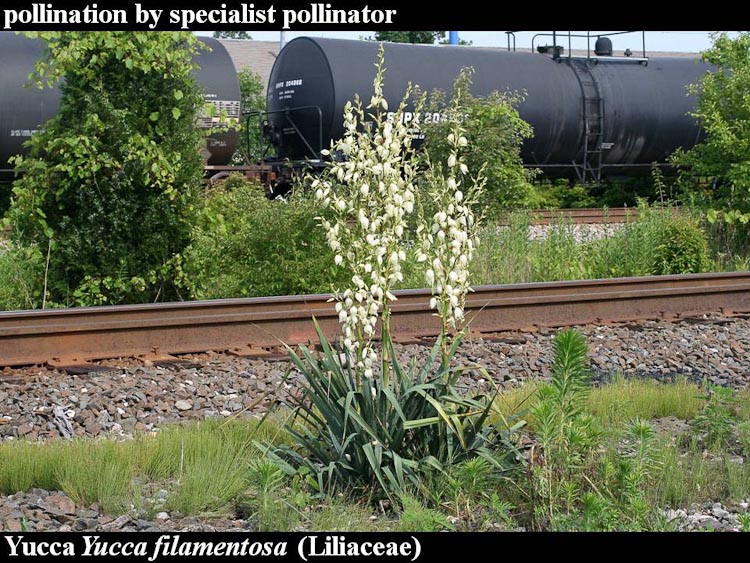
[374,31,445,44]
[213,31,252,40]
[672,32,750,216]
[421,69,538,217]
[6,32,205,306]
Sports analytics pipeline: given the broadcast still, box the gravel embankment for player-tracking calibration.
[1,488,748,532]
[0,489,255,532]
[1,314,748,442]
[2,313,750,531]
[527,222,624,242]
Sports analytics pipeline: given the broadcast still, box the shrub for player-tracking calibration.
[184,175,348,299]
[421,68,538,217]
[535,180,596,209]
[672,32,750,216]
[235,69,266,163]
[7,32,206,306]
[0,183,11,217]
[272,326,520,498]
[650,216,709,275]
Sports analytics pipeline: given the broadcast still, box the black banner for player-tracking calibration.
[0,531,736,560]
[0,0,730,31]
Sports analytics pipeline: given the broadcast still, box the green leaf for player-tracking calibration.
[172,107,181,120]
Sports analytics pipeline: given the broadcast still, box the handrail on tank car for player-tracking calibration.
[244,106,324,163]
[531,31,647,60]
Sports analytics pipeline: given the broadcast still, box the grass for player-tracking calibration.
[587,376,704,426]
[493,376,705,430]
[0,415,394,529]
[736,389,750,420]
[164,438,250,516]
[304,499,392,532]
[470,205,712,285]
[0,440,62,493]
[0,418,278,516]
[1,377,749,531]
[56,441,139,514]
[654,442,750,508]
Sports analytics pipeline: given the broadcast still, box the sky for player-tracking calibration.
[199,31,731,53]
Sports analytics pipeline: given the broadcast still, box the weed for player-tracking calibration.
[239,459,301,532]
[397,494,452,531]
[531,221,589,282]
[691,384,738,450]
[0,241,44,310]
[530,329,599,527]
[471,214,533,285]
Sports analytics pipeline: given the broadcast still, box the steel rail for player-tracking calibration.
[1,273,749,368]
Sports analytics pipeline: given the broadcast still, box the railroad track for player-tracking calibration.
[514,207,673,225]
[1,272,749,370]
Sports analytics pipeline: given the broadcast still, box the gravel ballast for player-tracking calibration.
[1,314,749,442]
[2,313,750,531]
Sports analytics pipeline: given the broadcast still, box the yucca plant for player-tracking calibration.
[270,323,522,499]
[267,48,523,501]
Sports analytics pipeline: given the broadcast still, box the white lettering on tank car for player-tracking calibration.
[10,129,37,137]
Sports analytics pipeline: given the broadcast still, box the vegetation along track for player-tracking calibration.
[1,272,749,370]
[0,207,666,238]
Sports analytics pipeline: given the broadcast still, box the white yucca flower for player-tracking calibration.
[418,84,484,333]
[308,45,419,381]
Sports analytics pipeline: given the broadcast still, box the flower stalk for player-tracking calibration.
[417,79,485,370]
[313,45,419,387]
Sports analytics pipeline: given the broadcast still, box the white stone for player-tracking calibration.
[175,400,193,411]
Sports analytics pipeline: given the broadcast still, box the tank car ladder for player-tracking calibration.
[569,58,604,185]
